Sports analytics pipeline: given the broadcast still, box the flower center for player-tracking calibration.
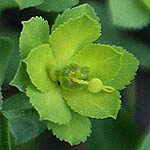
[59,64,114,93]
[59,64,89,89]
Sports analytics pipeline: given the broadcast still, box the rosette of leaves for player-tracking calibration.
[108,0,150,29]
[10,4,139,145]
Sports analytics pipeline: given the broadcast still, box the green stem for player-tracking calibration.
[0,112,11,150]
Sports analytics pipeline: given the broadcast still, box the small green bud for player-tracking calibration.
[88,78,104,93]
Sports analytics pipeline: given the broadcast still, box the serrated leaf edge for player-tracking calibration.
[49,117,92,145]
[25,86,71,125]
[110,45,139,90]
[65,90,122,120]
[9,61,25,93]
[69,43,124,84]
[50,13,101,40]
[23,44,55,93]
[49,14,101,67]
[52,3,100,32]
[19,16,49,59]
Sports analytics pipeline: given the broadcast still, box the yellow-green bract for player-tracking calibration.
[10,4,139,145]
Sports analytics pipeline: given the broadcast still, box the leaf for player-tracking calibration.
[108,0,150,29]
[2,93,32,111]
[107,46,139,90]
[24,44,56,92]
[3,108,37,120]
[52,4,100,32]
[0,88,2,110]
[90,0,150,69]
[37,0,79,12]
[20,16,49,59]
[10,62,31,93]
[0,37,14,86]
[4,46,20,86]
[49,15,101,70]
[2,93,46,144]
[14,0,44,10]
[140,131,150,150]
[68,44,122,84]
[0,112,11,150]
[9,115,46,145]
[63,88,121,119]
[0,0,17,10]
[47,111,91,145]
[26,85,72,125]
[0,28,20,86]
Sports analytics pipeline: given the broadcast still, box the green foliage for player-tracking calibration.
[68,44,122,84]
[52,3,100,31]
[14,0,44,10]
[26,85,72,125]
[0,27,20,85]
[108,0,150,29]
[9,5,138,145]
[1,0,149,148]
[11,3,139,145]
[2,93,46,144]
[2,93,32,111]
[63,88,121,119]
[89,0,150,69]
[0,37,14,86]
[47,111,91,145]
[0,0,79,12]
[108,46,139,90]
[24,44,56,92]
[0,113,11,150]
[49,15,101,69]
[37,0,79,12]
[0,37,16,149]
[0,0,17,10]
[20,17,49,59]
[10,62,31,93]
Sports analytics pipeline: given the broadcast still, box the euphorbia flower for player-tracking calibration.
[11,4,139,145]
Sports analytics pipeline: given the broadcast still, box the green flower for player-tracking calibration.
[11,4,139,145]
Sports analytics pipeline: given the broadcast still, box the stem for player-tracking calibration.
[0,112,11,150]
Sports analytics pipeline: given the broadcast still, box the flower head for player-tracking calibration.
[11,4,139,145]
